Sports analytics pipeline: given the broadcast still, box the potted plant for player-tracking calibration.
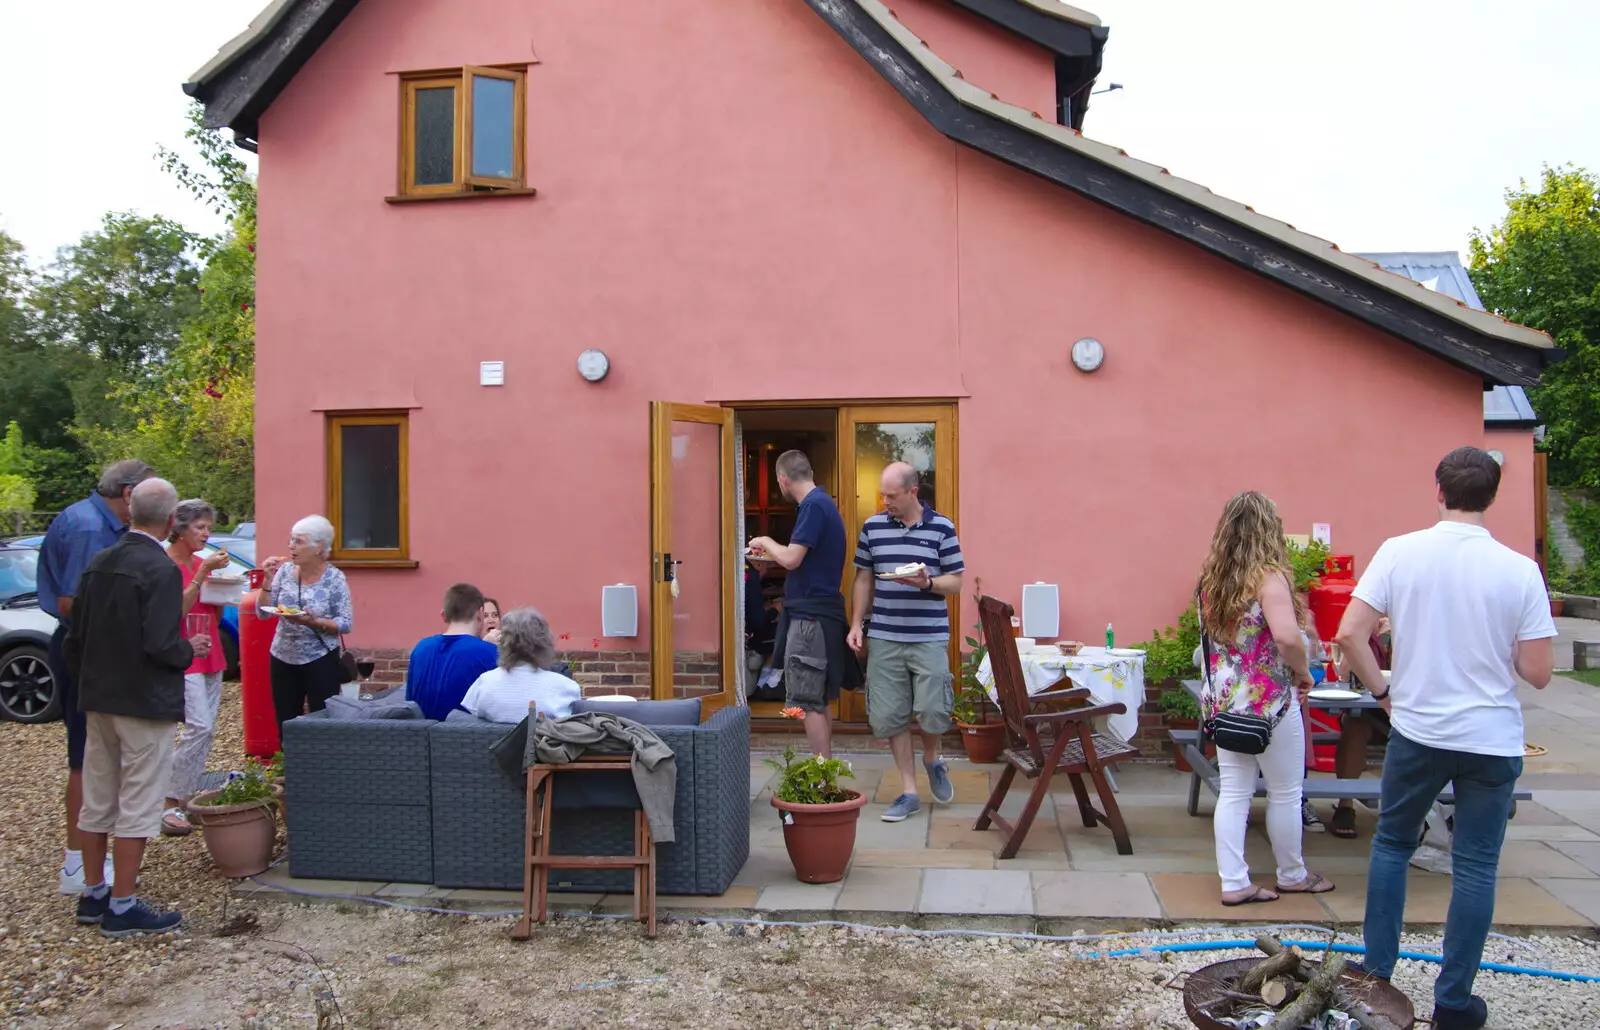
[952,680,1006,764]
[1156,687,1203,772]
[767,746,866,883]
[186,759,281,878]
[1551,593,1567,618]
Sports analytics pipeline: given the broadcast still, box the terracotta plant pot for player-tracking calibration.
[186,787,280,878]
[771,790,868,883]
[956,720,1007,764]
[1551,597,1567,618]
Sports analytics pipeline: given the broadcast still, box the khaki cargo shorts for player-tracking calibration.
[78,711,178,840]
[783,617,839,714]
[865,638,953,738]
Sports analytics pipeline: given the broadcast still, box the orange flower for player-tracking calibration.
[780,706,806,720]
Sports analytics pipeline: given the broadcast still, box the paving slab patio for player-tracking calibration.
[240,677,1600,929]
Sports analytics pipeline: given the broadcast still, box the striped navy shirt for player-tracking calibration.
[854,504,965,643]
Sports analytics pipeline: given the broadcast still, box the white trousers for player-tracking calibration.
[166,671,224,801]
[1213,703,1308,893]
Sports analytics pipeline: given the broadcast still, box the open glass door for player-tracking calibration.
[649,402,739,715]
[836,404,960,723]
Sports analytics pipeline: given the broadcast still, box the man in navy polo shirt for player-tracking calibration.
[749,450,856,757]
[848,462,965,822]
[38,459,155,894]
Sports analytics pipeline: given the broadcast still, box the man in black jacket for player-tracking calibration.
[65,478,209,937]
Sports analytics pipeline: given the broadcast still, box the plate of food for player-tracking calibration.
[261,605,305,617]
[877,562,926,580]
[1309,686,1362,701]
[745,549,777,563]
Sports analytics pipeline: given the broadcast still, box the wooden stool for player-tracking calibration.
[510,755,657,939]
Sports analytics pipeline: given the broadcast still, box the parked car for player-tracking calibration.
[0,543,60,723]
[0,536,256,722]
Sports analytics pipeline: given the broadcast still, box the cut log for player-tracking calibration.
[1239,947,1304,994]
[1253,936,1310,980]
[1329,987,1403,1030]
[1267,954,1347,1030]
[1260,976,1296,1008]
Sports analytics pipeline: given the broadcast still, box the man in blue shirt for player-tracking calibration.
[405,583,500,720]
[749,450,857,757]
[37,459,155,895]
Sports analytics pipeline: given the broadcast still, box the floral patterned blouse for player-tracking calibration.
[1200,598,1303,724]
[266,563,354,666]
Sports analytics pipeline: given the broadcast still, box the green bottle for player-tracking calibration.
[1105,622,1114,649]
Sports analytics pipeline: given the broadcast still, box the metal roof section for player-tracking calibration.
[1360,252,1540,427]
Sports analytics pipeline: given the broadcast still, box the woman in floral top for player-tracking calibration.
[1199,492,1332,906]
[258,515,354,728]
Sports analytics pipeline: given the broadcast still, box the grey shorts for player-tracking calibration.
[865,638,953,738]
[783,618,838,714]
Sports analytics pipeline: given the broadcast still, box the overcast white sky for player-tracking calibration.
[1,0,1596,264]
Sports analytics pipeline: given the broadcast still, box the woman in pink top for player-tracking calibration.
[160,500,232,836]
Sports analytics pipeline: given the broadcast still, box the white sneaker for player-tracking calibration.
[59,857,117,895]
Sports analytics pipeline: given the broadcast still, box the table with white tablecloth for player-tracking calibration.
[975,645,1146,742]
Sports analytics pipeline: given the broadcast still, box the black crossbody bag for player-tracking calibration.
[1198,588,1282,756]
[299,577,358,684]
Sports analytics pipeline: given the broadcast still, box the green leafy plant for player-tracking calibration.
[765,746,856,805]
[199,758,276,806]
[1286,538,1331,595]
[1156,686,1202,722]
[1129,602,1202,686]
[954,575,997,725]
[265,750,284,780]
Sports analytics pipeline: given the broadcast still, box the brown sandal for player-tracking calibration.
[1278,872,1335,894]
[1221,885,1279,907]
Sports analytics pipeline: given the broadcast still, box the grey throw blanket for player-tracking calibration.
[491,712,677,843]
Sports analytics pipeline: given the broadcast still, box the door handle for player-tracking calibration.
[661,553,680,583]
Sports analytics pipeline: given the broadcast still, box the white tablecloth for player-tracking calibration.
[976,646,1145,742]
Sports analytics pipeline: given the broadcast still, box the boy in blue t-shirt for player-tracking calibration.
[405,583,499,720]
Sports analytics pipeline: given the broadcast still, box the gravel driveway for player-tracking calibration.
[4,688,1599,1029]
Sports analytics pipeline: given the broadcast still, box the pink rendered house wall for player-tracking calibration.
[253,0,1489,652]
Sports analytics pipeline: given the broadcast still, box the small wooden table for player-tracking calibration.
[510,756,657,940]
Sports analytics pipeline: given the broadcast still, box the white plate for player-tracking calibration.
[876,563,926,580]
[1105,648,1146,658]
[1309,687,1362,701]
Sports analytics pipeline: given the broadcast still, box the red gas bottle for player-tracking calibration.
[240,567,281,759]
[1308,554,1358,645]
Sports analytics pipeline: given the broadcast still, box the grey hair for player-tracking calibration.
[128,478,179,530]
[170,499,216,542]
[97,459,155,498]
[290,515,336,558]
[498,607,556,671]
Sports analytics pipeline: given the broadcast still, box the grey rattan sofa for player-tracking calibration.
[282,711,438,883]
[281,704,750,894]
[429,704,750,894]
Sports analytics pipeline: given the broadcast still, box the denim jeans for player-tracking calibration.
[1363,730,1522,1009]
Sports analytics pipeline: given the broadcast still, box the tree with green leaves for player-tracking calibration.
[1469,165,1600,488]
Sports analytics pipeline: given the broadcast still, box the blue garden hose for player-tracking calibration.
[1079,938,1600,984]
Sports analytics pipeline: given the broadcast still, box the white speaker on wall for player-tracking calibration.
[1020,582,1059,639]
[602,584,638,638]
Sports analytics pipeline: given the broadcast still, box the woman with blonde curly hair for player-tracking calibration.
[1199,491,1333,906]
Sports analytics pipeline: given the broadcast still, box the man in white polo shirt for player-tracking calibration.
[1336,446,1555,1030]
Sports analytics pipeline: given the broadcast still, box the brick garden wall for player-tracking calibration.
[359,648,723,700]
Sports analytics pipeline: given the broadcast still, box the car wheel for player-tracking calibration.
[221,632,240,681]
[0,645,61,723]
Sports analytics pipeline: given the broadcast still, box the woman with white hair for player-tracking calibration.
[259,515,354,727]
[459,607,582,723]
[159,500,233,836]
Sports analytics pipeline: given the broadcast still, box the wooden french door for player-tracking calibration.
[649,402,739,715]
[835,403,961,723]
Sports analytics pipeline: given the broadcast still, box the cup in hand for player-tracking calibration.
[186,613,214,657]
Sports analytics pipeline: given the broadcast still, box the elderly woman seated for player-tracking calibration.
[459,607,583,722]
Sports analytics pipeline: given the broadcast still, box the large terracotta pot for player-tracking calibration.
[771,790,868,883]
[186,787,280,878]
[1551,596,1567,618]
[956,720,1007,764]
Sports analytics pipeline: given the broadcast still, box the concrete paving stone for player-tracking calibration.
[1515,773,1600,790]
[439,888,524,905]
[652,885,760,909]
[919,868,1034,915]
[836,867,921,912]
[1319,875,1592,928]
[755,881,843,911]
[749,769,773,801]
[1503,823,1600,843]
[872,767,994,804]
[852,848,996,869]
[246,867,388,898]
[732,848,796,888]
[1032,871,1162,918]
[1149,873,1332,922]
[1533,878,1600,925]
[1492,841,1599,879]
[928,811,1065,853]
[851,808,934,848]
[373,882,448,899]
[1502,801,1581,826]
[1550,841,1600,875]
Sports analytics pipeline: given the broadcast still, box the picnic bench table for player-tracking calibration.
[1174,680,1532,817]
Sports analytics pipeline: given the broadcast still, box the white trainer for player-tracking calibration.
[58,857,117,896]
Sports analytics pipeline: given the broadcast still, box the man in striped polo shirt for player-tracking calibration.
[847,462,965,822]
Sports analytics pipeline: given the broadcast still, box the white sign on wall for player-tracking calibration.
[1312,523,1332,547]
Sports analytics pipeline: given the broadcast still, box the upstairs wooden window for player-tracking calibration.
[326,412,412,566]
[399,67,526,197]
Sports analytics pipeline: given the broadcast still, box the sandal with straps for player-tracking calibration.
[1220,885,1279,907]
[160,807,194,837]
[1278,872,1336,894]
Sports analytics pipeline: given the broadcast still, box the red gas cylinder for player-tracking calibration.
[1308,554,1358,644]
[240,568,280,759]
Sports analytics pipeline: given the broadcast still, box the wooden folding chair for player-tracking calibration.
[510,724,656,939]
[972,595,1140,859]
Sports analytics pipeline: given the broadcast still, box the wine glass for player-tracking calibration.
[185,612,213,653]
[356,654,377,699]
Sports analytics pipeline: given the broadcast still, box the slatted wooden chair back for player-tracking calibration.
[977,594,1040,763]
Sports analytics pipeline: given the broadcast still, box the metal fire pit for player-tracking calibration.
[1180,956,1415,1030]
